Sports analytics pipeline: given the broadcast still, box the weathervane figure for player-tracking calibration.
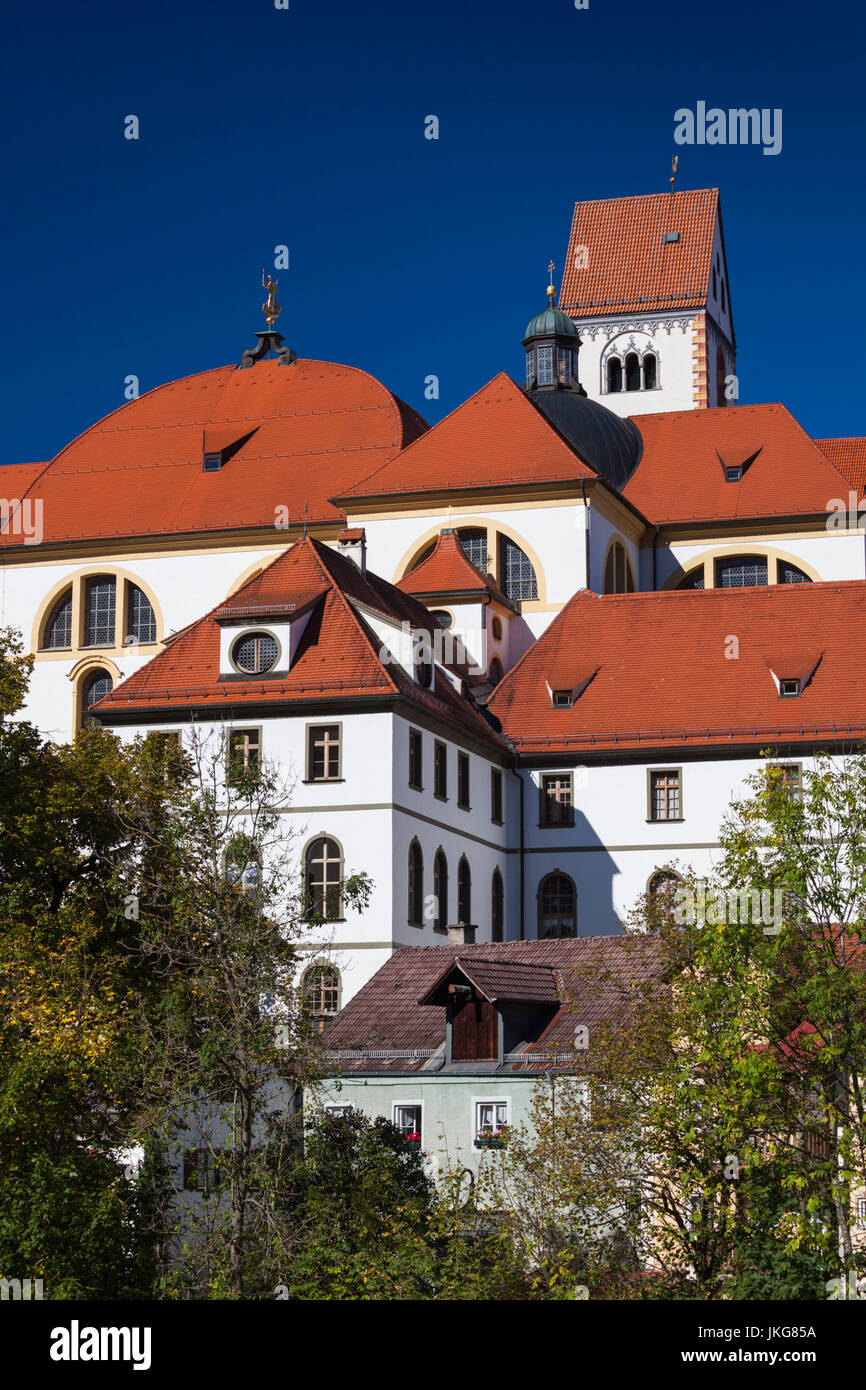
[261,269,282,327]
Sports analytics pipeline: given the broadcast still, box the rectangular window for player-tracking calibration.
[540,773,574,827]
[457,752,470,809]
[182,1148,221,1192]
[393,1104,422,1140]
[475,1100,508,1134]
[536,344,554,386]
[491,767,503,824]
[649,769,681,822]
[307,723,341,781]
[780,679,800,698]
[434,740,448,799]
[228,728,261,787]
[776,762,802,800]
[409,728,423,790]
[84,577,116,647]
[325,1105,353,1119]
[858,1198,866,1230]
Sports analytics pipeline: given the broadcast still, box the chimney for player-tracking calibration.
[447,924,476,947]
[337,527,366,575]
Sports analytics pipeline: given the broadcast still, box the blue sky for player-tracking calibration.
[1,0,864,466]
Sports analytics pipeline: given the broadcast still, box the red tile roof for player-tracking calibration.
[486,581,866,754]
[323,936,666,1072]
[335,372,595,504]
[420,956,562,1005]
[0,361,428,548]
[0,462,48,491]
[559,189,720,317]
[397,530,512,606]
[92,536,505,750]
[815,438,866,497]
[623,404,849,525]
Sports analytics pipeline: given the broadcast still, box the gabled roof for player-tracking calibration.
[91,537,506,750]
[323,936,666,1073]
[624,404,849,525]
[486,581,866,754]
[334,372,596,504]
[815,437,866,497]
[397,530,512,607]
[0,360,428,548]
[419,956,562,1006]
[559,189,720,317]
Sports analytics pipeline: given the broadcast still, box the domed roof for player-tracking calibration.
[523,304,577,341]
[2,359,428,548]
[527,388,643,492]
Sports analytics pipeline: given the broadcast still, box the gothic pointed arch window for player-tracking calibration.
[606,356,622,393]
[43,588,73,649]
[491,868,504,942]
[433,849,448,932]
[82,668,113,726]
[625,353,641,392]
[539,872,576,938]
[716,345,727,407]
[643,353,657,390]
[304,836,343,921]
[408,839,424,926]
[603,539,636,595]
[457,856,472,925]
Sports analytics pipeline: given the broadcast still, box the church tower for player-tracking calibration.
[558,188,736,417]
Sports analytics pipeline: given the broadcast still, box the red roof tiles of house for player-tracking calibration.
[323,936,666,1073]
[0,360,428,548]
[397,530,512,607]
[334,372,596,504]
[486,580,866,754]
[623,404,848,525]
[91,536,505,750]
[815,438,866,497]
[559,189,721,317]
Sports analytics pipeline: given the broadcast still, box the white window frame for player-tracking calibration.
[393,1102,423,1142]
[473,1097,510,1138]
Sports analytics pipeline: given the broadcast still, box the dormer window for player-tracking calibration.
[724,465,742,482]
[780,679,801,698]
[233,632,279,674]
[203,452,223,472]
[552,689,573,709]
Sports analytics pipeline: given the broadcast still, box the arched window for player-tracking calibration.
[677,567,705,590]
[607,357,622,393]
[434,850,448,932]
[778,560,811,585]
[499,536,538,602]
[603,540,636,595]
[458,528,488,573]
[716,555,768,589]
[539,872,576,938]
[408,839,423,925]
[82,668,113,726]
[303,964,340,1034]
[457,856,472,925]
[489,656,504,687]
[84,576,117,647]
[304,837,343,921]
[225,834,261,893]
[491,868,504,942]
[491,615,503,642]
[643,353,657,390]
[43,588,72,649]
[716,345,727,407]
[431,609,453,629]
[127,584,157,645]
[648,869,682,924]
[625,353,641,392]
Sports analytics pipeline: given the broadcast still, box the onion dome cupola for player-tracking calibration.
[523,262,644,492]
[522,261,585,394]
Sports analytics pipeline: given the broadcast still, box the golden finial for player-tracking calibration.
[547,259,556,307]
[261,268,282,327]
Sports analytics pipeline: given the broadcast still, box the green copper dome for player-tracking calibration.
[523,303,577,342]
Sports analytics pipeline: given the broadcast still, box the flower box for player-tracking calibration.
[403,1132,422,1151]
[474,1130,507,1150]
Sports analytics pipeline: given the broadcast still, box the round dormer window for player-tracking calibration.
[233,632,279,674]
